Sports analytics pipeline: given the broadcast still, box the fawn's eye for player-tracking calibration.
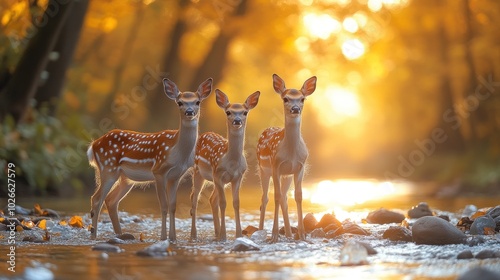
[243,111,248,116]
[225,111,231,116]
[283,97,289,103]
[196,101,201,106]
[177,101,183,107]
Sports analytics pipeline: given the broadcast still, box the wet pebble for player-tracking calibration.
[475,249,500,259]
[408,202,433,219]
[5,205,32,215]
[462,204,478,217]
[107,237,126,244]
[316,213,342,230]
[198,214,213,221]
[486,205,500,219]
[92,243,123,253]
[310,228,326,238]
[326,227,344,239]
[0,223,7,231]
[412,216,466,245]
[339,240,368,266]
[24,266,54,280]
[279,226,298,235]
[230,237,260,252]
[117,233,135,240]
[458,267,500,280]
[22,233,45,243]
[382,226,412,242]
[303,213,318,233]
[457,250,474,259]
[467,236,487,246]
[366,208,405,224]
[470,215,496,235]
[356,241,377,255]
[250,230,267,243]
[136,240,171,257]
[41,208,60,218]
[342,222,369,235]
[323,222,342,233]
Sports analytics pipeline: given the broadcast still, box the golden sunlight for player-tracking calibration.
[342,17,358,33]
[302,12,341,40]
[308,180,396,207]
[341,39,365,60]
[310,85,361,126]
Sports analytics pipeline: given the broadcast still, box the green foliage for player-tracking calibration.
[0,105,90,194]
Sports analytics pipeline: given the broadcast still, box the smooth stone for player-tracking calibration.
[357,241,377,255]
[117,233,135,240]
[457,250,474,259]
[310,228,326,238]
[250,230,267,243]
[242,225,259,236]
[486,205,500,219]
[408,202,433,219]
[136,240,171,257]
[24,266,54,280]
[462,204,477,217]
[470,215,496,235]
[342,223,369,235]
[382,226,413,242]
[279,226,298,235]
[92,243,123,253]
[475,249,499,259]
[366,208,405,224]
[303,213,318,233]
[458,267,500,280]
[316,213,342,229]
[412,216,466,245]
[339,240,368,266]
[107,237,126,244]
[230,237,260,252]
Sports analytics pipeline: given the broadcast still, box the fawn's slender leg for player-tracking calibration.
[190,169,204,240]
[90,172,119,239]
[105,176,133,235]
[259,168,271,230]
[294,167,306,240]
[232,177,243,238]
[280,175,293,238]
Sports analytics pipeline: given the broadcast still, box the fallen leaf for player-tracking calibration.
[37,219,47,230]
[140,233,144,242]
[69,216,84,228]
[471,210,487,220]
[33,203,44,215]
[16,225,24,232]
[0,217,5,223]
[484,227,495,235]
[59,220,68,226]
[22,220,35,229]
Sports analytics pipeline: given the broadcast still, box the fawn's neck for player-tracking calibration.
[226,126,245,160]
[283,116,302,148]
[176,118,198,152]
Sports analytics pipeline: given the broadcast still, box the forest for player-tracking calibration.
[1,0,499,196]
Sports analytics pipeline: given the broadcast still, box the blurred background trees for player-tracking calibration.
[0,0,499,195]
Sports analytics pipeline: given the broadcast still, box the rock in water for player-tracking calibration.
[310,228,325,238]
[92,243,123,253]
[470,215,496,235]
[486,205,500,219]
[383,226,412,242]
[412,216,466,245]
[457,250,474,259]
[366,208,405,224]
[475,249,499,259]
[339,240,368,266]
[408,202,433,219]
[303,213,318,233]
[250,230,267,243]
[24,266,54,280]
[231,237,260,252]
[462,204,478,217]
[136,240,171,257]
[458,267,500,280]
[316,213,341,230]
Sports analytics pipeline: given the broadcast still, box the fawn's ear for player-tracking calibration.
[163,78,180,100]
[272,74,286,95]
[245,91,260,110]
[215,89,229,109]
[197,78,213,101]
[301,76,317,96]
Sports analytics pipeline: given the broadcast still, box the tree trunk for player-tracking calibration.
[97,4,145,119]
[0,0,74,123]
[34,0,90,115]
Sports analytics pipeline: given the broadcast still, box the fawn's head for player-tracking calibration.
[272,74,317,118]
[163,78,213,121]
[215,89,260,130]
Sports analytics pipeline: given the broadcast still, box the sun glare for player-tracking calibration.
[303,12,341,40]
[311,85,361,126]
[308,180,397,207]
[341,39,365,60]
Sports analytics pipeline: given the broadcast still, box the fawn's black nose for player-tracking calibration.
[185,108,195,116]
[290,106,301,114]
[232,119,242,126]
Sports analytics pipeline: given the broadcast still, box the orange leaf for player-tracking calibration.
[59,220,68,226]
[34,203,44,215]
[16,225,24,232]
[37,219,47,230]
[22,220,35,229]
[139,233,144,242]
[484,227,495,235]
[69,216,84,228]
